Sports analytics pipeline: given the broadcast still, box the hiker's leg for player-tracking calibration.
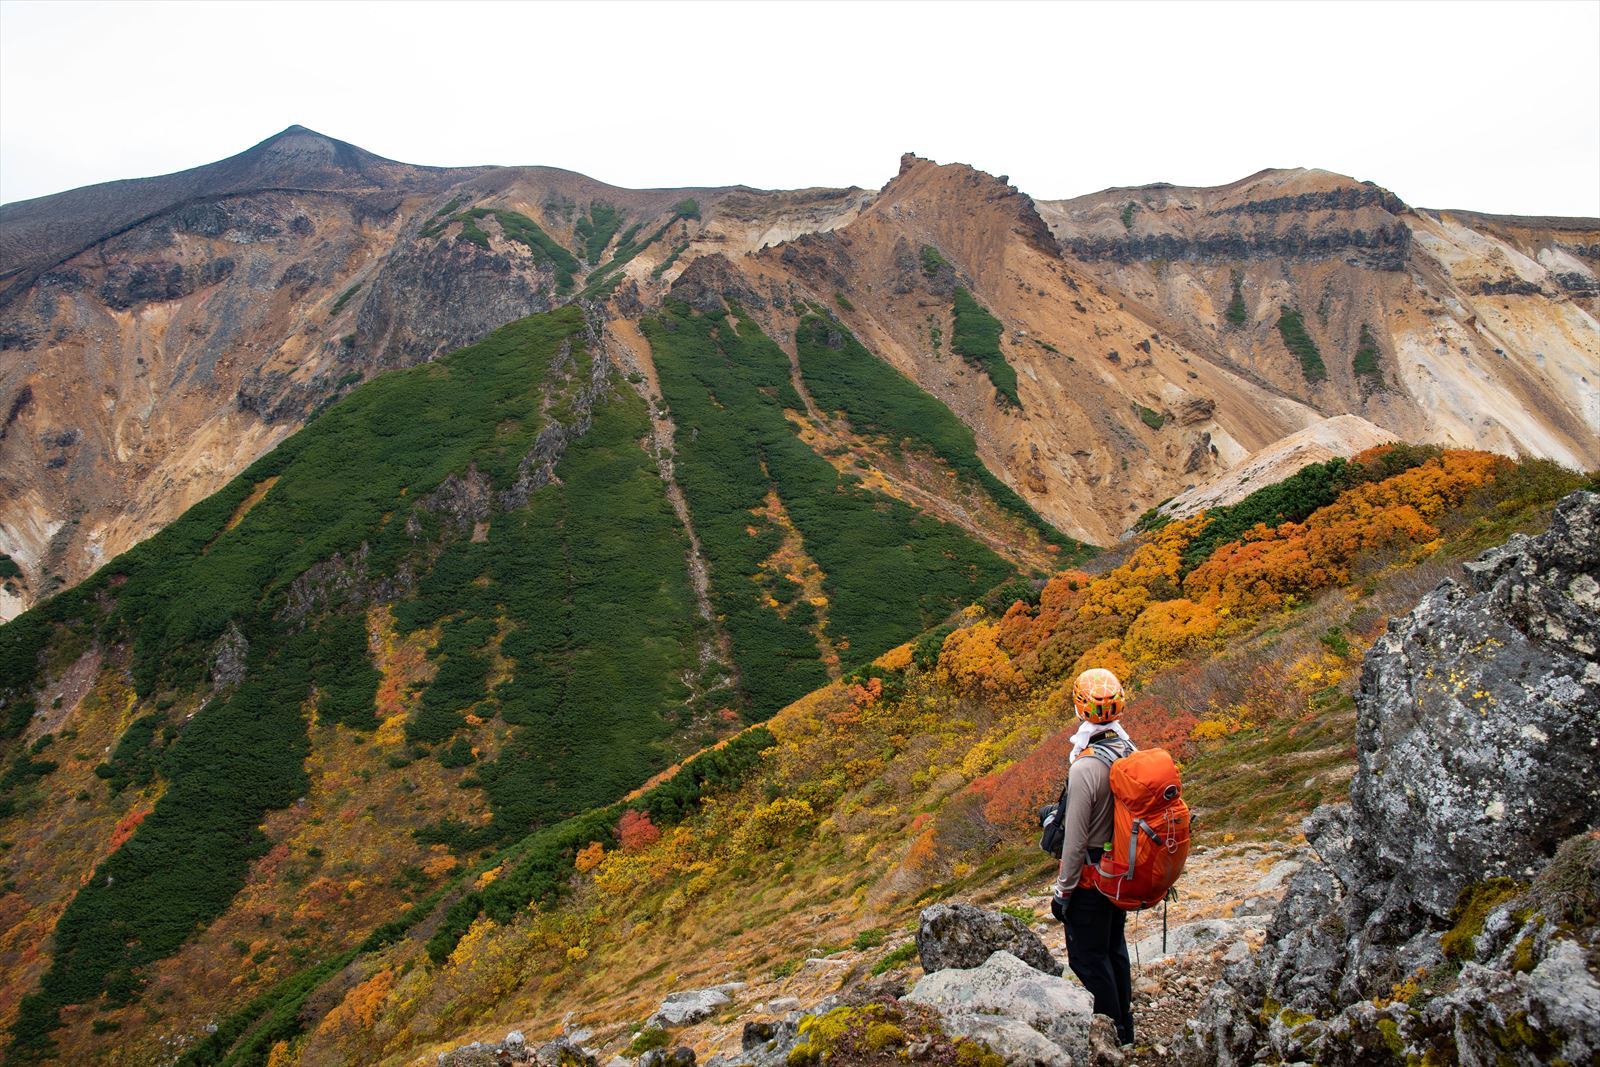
[1064,890,1120,1025]
[1108,907,1134,1045]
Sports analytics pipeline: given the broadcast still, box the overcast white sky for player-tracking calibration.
[2,0,1597,215]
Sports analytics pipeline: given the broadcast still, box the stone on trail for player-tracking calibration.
[934,1011,1072,1066]
[906,949,1095,1063]
[916,901,1063,976]
[1129,916,1264,964]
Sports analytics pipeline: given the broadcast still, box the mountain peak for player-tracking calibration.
[229,124,397,179]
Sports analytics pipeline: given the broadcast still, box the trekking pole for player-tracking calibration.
[1162,897,1168,955]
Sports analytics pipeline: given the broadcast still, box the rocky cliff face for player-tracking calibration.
[1180,490,1600,1066]
[1038,170,1600,485]
[1051,172,1411,270]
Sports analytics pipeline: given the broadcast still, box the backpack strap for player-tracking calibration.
[1082,735,1134,768]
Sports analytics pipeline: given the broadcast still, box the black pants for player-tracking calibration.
[1064,887,1134,1045]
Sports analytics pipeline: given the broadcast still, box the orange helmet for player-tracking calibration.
[1072,668,1124,724]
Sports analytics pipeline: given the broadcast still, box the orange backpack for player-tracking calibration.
[1080,748,1193,911]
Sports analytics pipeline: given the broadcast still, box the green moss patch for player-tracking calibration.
[1441,877,1524,961]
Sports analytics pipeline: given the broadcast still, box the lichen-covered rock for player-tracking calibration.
[1350,490,1600,925]
[636,1047,695,1067]
[933,1012,1069,1066]
[436,1042,501,1066]
[1414,938,1600,1066]
[1174,981,1262,1067]
[916,902,1063,976]
[1182,491,1600,1065]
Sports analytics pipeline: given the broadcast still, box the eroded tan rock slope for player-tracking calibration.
[3,138,1596,619]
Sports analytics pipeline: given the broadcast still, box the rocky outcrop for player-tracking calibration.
[1180,490,1600,1066]
[438,1029,601,1066]
[207,622,249,690]
[1218,185,1407,218]
[668,253,771,313]
[916,901,1063,977]
[353,234,554,369]
[1060,224,1411,269]
[96,257,237,309]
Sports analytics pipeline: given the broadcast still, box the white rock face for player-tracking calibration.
[1158,415,1395,521]
[908,949,1093,1027]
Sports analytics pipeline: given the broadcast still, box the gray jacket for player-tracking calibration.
[1053,736,1132,894]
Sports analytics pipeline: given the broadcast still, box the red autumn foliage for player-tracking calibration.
[966,726,1078,832]
[107,806,151,854]
[1119,696,1200,754]
[617,809,661,852]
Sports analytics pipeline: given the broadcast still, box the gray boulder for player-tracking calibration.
[906,950,1095,1064]
[916,902,1063,976]
[438,1044,500,1067]
[647,983,744,1028]
[723,1019,801,1067]
[534,1036,597,1067]
[934,1012,1070,1066]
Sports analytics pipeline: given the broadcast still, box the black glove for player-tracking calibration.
[1050,891,1070,924]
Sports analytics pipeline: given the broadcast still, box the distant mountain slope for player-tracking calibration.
[0,128,865,620]
[2,131,1596,634]
[0,126,480,300]
[0,293,1031,1061]
[1037,169,1600,469]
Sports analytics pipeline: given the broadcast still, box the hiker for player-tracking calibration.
[1050,667,1138,1046]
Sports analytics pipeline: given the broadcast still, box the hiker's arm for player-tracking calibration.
[1053,764,1095,895]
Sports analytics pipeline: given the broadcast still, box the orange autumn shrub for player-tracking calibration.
[937,622,1024,701]
[107,806,151,854]
[1121,598,1228,670]
[1119,695,1199,754]
[1079,519,1202,623]
[573,842,605,874]
[317,967,395,1037]
[1185,451,1505,617]
[966,725,1077,831]
[995,570,1092,659]
[829,676,885,726]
